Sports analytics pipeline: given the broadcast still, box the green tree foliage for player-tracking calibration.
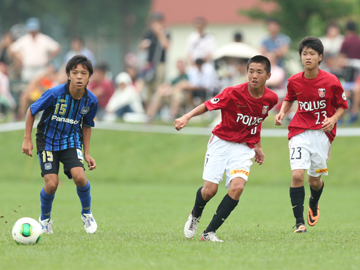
[242,0,357,45]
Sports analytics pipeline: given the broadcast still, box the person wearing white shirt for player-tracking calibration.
[186,17,216,65]
[10,17,61,82]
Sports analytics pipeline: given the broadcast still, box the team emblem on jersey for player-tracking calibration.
[262,106,269,115]
[80,107,90,114]
[342,92,347,100]
[210,98,220,104]
[318,88,326,98]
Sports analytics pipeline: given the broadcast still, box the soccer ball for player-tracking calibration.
[12,217,42,245]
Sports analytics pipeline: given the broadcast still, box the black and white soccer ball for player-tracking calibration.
[12,217,42,245]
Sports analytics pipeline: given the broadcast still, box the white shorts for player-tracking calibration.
[202,135,255,188]
[289,129,331,177]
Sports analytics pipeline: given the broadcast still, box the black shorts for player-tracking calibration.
[38,148,85,179]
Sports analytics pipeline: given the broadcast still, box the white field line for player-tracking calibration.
[1,121,360,137]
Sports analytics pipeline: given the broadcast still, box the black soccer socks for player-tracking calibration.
[290,186,305,224]
[192,187,209,218]
[205,194,239,233]
[309,181,324,213]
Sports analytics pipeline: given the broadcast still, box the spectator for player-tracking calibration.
[233,32,243,43]
[64,37,96,67]
[349,75,360,124]
[16,65,61,120]
[0,62,16,120]
[319,22,344,56]
[186,17,217,65]
[87,63,115,120]
[139,12,170,108]
[340,21,360,59]
[9,17,61,82]
[185,58,219,108]
[147,59,189,121]
[265,52,286,91]
[0,31,21,80]
[260,18,291,68]
[104,72,144,121]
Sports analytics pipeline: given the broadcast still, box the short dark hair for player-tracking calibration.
[94,63,108,73]
[65,55,93,76]
[266,17,280,25]
[346,20,357,31]
[234,32,242,42]
[247,55,271,74]
[195,58,204,66]
[298,36,324,60]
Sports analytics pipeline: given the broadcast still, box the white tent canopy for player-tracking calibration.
[212,42,260,60]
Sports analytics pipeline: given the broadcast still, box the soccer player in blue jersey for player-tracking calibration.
[21,55,98,234]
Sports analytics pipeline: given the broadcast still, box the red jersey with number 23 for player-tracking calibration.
[204,82,278,148]
[284,69,348,143]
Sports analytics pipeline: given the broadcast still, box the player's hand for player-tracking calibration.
[174,115,190,131]
[85,154,96,170]
[254,147,265,165]
[274,112,285,126]
[322,117,336,132]
[21,139,33,157]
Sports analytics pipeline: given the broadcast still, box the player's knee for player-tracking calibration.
[292,171,304,185]
[202,186,217,199]
[45,180,58,193]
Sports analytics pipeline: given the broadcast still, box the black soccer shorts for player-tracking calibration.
[38,148,85,179]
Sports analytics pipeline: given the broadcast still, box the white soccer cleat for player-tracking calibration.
[184,212,201,239]
[81,213,97,234]
[201,231,224,242]
[39,216,53,234]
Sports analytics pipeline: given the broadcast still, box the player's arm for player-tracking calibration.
[322,107,346,132]
[254,140,265,165]
[82,125,96,170]
[22,108,35,157]
[274,100,294,126]
[174,103,208,131]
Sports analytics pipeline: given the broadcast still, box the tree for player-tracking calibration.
[242,0,356,45]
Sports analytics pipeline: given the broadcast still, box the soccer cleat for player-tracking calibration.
[184,212,201,239]
[308,196,320,226]
[201,231,224,242]
[81,213,98,234]
[293,223,307,233]
[39,216,53,234]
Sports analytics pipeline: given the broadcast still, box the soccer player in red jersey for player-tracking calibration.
[274,37,348,233]
[175,55,278,242]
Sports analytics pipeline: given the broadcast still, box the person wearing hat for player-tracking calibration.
[104,72,144,121]
[10,17,61,83]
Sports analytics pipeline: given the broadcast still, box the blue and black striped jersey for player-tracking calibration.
[30,82,98,152]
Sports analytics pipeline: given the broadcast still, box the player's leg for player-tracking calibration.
[307,175,323,226]
[61,148,97,233]
[289,133,311,233]
[38,150,60,234]
[201,177,245,242]
[290,169,307,232]
[184,135,225,239]
[307,130,330,226]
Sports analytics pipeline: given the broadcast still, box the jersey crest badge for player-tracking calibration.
[342,92,347,100]
[210,98,220,104]
[80,107,90,114]
[262,106,269,115]
[318,88,326,98]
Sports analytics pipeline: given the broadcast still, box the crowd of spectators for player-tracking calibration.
[0,15,360,125]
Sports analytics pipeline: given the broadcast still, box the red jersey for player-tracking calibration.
[284,69,348,142]
[204,83,278,148]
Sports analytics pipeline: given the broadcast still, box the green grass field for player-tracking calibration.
[1,128,360,270]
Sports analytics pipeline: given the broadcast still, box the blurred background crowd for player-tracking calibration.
[1,0,360,126]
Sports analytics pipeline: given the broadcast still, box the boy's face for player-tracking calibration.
[247,62,271,90]
[68,64,91,91]
[301,47,322,70]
